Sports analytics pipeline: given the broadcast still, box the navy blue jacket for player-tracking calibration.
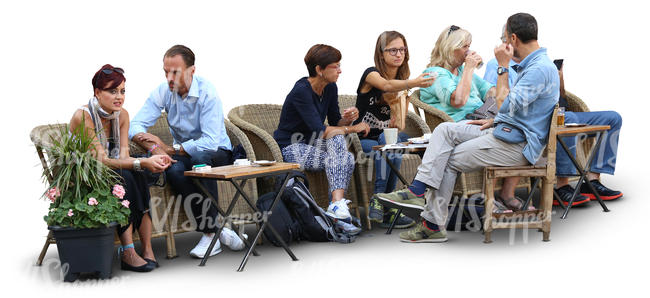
[274,77,342,149]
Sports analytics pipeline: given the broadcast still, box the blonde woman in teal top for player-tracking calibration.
[419,25,495,122]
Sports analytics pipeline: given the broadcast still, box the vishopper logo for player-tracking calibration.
[503,81,559,117]
[430,193,556,245]
[29,257,130,284]
[150,193,272,233]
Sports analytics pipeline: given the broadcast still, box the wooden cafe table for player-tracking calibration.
[555,125,612,219]
[184,162,300,271]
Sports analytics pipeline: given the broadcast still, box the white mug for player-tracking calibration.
[384,128,398,144]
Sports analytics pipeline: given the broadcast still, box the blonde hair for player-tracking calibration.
[427,26,472,70]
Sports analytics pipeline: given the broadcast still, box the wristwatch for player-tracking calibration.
[173,144,181,155]
[497,66,509,75]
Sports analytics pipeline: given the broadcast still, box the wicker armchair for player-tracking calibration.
[564,91,593,168]
[337,95,430,228]
[409,89,530,198]
[31,114,257,264]
[227,104,362,219]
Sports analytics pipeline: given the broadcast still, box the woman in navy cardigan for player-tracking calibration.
[274,44,369,224]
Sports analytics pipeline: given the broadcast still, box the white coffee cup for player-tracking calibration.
[384,128,398,144]
[233,159,251,166]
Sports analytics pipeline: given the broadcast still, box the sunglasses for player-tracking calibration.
[101,67,124,75]
[448,25,460,36]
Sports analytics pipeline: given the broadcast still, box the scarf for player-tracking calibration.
[88,97,121,158]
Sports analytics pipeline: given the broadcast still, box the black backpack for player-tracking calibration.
[256,171,359,246]
[255,191,301,247]
[446,195,485,232]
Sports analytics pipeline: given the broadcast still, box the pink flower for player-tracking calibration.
[88,197,98,206]
[121,200,130,208]
[67,209,74,217]
[46,187,61,203]
[112,184,126,199]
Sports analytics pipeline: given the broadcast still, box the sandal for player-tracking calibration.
[496,194,523,211]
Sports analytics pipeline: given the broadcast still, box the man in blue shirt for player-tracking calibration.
[483,28,623,208]
[130,45,243,259]
[377,13,559,243]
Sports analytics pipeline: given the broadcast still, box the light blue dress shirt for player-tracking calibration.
[492,48,559,164]
[482,58,517,86]
[128,75,231,157]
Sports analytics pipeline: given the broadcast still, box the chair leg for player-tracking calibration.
[541,177,553,242]
[483,172,495,244]
[36,231,54,266]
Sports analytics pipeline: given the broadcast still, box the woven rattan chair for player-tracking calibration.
[31,114,257,264]
[337,95,430,228]
[227,104,362,220]
[409,89,531,198]
[483,107,558,243]
[564,91,593,168]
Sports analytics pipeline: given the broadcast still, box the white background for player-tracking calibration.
[2,0,649,296]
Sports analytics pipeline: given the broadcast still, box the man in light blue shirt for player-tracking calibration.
[484,45,623,207]
[130,45,242,259]
[377,13,559,243]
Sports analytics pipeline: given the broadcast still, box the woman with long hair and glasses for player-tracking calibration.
[420,25,496,122]
[274,44,369,232]
[356,31,435,229]
[68,64,174,272]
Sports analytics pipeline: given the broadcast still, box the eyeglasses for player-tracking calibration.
[101,67,124,75]
[448,25,460,36]
[384,47,407,56]
[500,35,507,43]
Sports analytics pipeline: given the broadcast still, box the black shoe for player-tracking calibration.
[380,208,416,229]
[580,179,623,201]
[121,260,155,272]
[144,258,159,268]
[554,185,590,207]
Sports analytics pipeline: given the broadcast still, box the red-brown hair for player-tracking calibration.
[91,64,125,91]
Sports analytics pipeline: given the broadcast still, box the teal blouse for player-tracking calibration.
[419,66,493,122]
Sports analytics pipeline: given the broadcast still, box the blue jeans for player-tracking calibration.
[165,149,233,233]
[557,111,622,176]
[360,132,410,193]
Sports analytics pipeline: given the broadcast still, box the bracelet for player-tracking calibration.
[133,158,143,172]
[405,80,410,90]
[148,143,159,153]
[344,126,349,134]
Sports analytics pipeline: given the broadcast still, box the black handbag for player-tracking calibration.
[465,96,498,120]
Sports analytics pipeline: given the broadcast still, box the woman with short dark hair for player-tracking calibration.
[274,44,369,229]
[68,64,174,272]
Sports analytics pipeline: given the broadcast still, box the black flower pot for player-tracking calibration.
[48,222,117,282]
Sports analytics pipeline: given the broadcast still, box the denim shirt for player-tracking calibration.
[128,75,232,157]
[493,48,559,164]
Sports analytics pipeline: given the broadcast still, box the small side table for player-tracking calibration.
[556,125,611,219]
[184,162,300,271]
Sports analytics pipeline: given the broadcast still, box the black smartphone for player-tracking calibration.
[553,59,564,70]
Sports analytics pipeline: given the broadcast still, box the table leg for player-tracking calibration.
[557,132,609,219]
[385,208,403,235]
[383,150,409,186]
[579,132,610,213]
[236,172,298,272]
[191,179,258,267]
[522,177,540,210]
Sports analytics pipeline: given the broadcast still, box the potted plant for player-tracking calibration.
[42,120,130,282]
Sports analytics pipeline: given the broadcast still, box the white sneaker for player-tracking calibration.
[335,219,361,235]
[219,227,248,251]
[326,199,352,219]
[189,234,222,258]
